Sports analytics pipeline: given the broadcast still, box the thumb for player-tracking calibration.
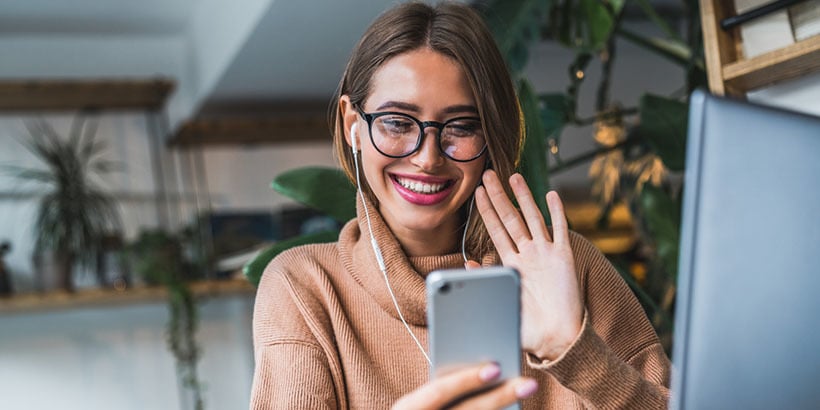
[464,260,481,269]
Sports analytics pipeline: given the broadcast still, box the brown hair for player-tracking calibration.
[330,1,523,259]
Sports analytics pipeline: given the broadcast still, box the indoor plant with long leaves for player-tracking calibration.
[477,0,703,352]
[11,117,121,292]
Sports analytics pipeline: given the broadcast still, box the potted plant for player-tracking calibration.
[0,241,12,297]
[12,116,121,292]
[127,228,205,409]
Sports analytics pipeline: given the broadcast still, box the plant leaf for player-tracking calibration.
[637,184,681,281]
[480,0,553,73]
[631,0,685,42]
[15,118,121,274]
[637,94,688,171]
[539,92,571,142]
[271,167,356,223]
[243,230,341,287]
[550,0,625,51]
[517,79,551,222]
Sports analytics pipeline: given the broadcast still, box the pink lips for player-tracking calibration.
[390,174,455,206]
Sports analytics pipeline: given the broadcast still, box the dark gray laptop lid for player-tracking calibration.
[672,90,820,409]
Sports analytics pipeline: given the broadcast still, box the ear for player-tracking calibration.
[339,95,360,151]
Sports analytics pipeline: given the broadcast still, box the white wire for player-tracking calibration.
[353,148,432,365]
[461,195,475,263]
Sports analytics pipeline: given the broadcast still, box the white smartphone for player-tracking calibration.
[426,267,521,408]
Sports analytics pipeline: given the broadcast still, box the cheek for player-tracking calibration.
[360,149,393,189]
[459,162,486,187]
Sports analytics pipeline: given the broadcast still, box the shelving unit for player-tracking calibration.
[0,77,220,311]
[0,277,255,315]
[700,0,820,96]
[0,78,179,227]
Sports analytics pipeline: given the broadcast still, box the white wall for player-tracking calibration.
[747,71,820,117]
[200,142,336,210]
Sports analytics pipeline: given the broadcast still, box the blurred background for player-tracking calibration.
[1,0,818,408]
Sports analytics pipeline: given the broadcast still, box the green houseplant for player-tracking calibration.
[128,229,205,410]
[477,0,704,352]
[12,117,121,292]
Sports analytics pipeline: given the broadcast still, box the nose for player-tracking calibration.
[409,127,445,170]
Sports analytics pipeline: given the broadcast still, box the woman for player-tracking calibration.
[251,2,670,409]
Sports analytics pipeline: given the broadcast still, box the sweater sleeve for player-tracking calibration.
[250,255,341,409]
[526,233,671,409]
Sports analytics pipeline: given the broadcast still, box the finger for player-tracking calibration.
[482,170,531,243]
[475,185,517,256]
[449,377,538,410]
[546,191,570,244]
[393,363,500,410]
[465,260,481,269]
[509,173,550,242]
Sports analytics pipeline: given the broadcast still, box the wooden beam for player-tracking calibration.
[0,78,175,111]
[169,115,331,146]
[700,0,742,96]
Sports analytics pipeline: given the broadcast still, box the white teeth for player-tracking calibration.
[396,177,447,194]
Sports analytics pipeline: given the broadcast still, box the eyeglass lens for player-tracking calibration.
[371,114,485,161]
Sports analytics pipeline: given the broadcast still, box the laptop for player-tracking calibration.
[671,90,820,409]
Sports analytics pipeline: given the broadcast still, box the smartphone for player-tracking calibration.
[426,267,521,408]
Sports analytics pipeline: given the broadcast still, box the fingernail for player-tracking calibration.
[515,379,538,398]
[479,363,500,382]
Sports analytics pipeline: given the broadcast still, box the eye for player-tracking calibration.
[444,119,482,137]
[378,116,416,134]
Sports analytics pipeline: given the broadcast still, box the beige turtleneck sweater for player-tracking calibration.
[250,199,671,409]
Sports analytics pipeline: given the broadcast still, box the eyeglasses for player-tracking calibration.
[356,108,487,162]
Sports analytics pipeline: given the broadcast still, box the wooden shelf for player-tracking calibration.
[0,78,175,111]
[0,277,255,315]
[723,34,820,92]
[700,0,820,96]
[169,114,331,147]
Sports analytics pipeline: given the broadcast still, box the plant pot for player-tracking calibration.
[0,266,12,298]
[32,251,75,293]
[0,241,11,297]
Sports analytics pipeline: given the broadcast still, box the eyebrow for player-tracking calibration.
[374,100,479,115]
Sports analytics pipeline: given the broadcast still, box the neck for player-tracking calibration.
[392,224,461,257]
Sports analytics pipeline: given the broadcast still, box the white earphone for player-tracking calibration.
[350,122,358,153]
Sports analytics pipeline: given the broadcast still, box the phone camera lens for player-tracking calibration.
[439,283,451,294]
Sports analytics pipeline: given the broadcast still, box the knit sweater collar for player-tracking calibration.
[337,196,466,326]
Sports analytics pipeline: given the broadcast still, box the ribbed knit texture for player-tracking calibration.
[251,198,671,409]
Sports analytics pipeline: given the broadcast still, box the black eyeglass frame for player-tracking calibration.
[356,107,488,163]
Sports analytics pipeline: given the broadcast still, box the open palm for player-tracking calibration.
[472,171,583,360]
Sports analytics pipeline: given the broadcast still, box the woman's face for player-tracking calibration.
[342,48,486,253]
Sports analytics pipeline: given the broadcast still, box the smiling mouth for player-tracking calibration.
[392,175,453,194]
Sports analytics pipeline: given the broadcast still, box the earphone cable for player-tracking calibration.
[353,148,432,366]
[461,195,475,264]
